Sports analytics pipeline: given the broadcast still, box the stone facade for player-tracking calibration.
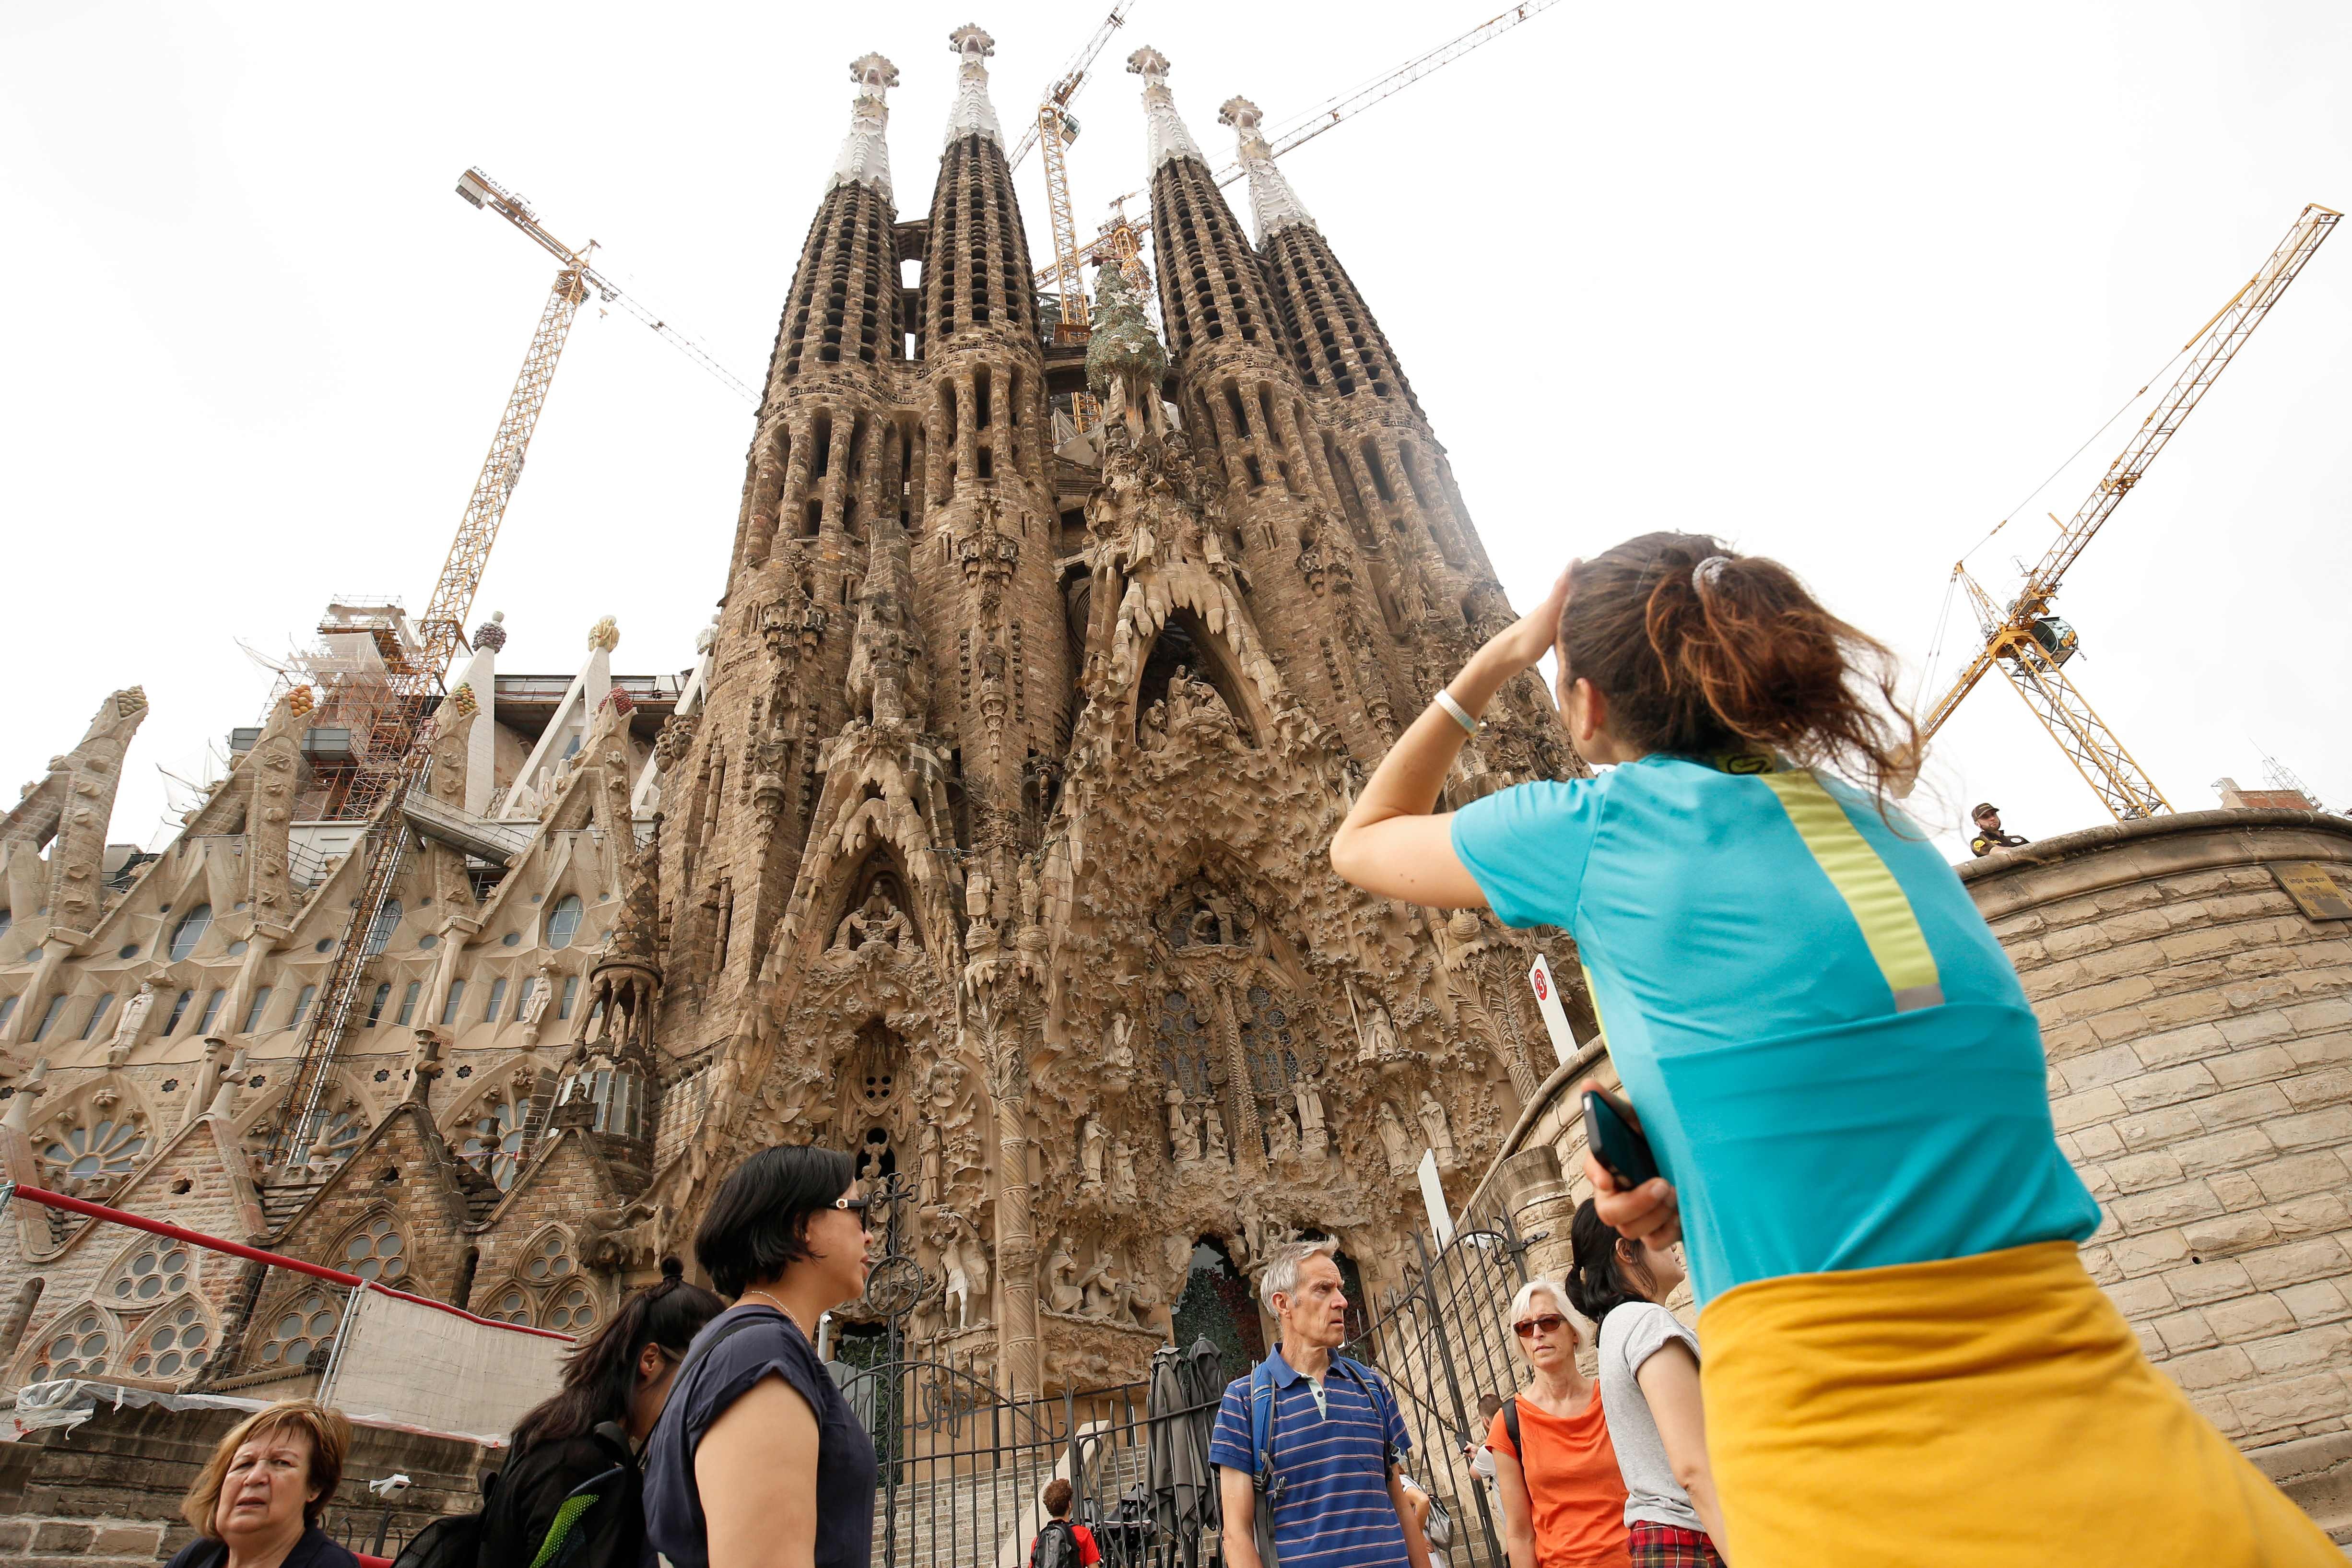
[0,29,1580,1405]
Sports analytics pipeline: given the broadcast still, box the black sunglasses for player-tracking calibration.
[1513,1313,1569,1339]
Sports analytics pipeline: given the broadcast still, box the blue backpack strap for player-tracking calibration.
[1248,1355,1284,1502]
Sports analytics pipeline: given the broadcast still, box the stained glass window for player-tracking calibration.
[31,1309,110,1381]
[40,1116,149,1188]
[544,1282,598,1334]
[168,905,212,961]
[341,1214,408,1283]
[1155,990,1216,1100]
[129,1303,211,1380]
[259,1292,341,1369]
[110,1244,190,1304]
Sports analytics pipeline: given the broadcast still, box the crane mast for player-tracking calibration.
[1039,0,1561,292]
[1916,203,2339,821]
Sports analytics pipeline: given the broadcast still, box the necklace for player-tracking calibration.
[741,1289,810,1338]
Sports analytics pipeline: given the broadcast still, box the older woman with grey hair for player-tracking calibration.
[1487,1276,1631,1568]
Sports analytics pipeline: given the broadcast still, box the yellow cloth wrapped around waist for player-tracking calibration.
[1696,1241,2338,1567]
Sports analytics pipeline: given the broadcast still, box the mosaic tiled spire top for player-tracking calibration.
[943,24,1004,149]
[1220,96,1315,241]
[1129,46,1205,171]
[832,52,899,200]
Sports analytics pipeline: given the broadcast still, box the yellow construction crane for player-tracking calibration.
[1914,203,2339,821]
[269,173,755,1163]
[1035,0,1562,297]
[1008,6,1136,428]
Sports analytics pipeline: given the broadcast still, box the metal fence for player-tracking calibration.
[843,1345,1227,1568]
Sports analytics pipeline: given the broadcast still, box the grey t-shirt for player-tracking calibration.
[1595,1301,1704,1531]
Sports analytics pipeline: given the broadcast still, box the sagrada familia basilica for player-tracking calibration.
[0,30,1584,1398]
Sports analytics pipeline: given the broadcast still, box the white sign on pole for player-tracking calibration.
[1528,953,1578,1067]
[1418,1147,1454,1247]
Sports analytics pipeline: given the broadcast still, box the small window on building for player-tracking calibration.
[79,993,118,1040]
[32,995,68,1042]
[240,987,274,1033]
[558,975,579,1019]
[483,978,508,1022]
[163,989,194,1036]
[513,976,538,1021]
[561,732,581,761]
[0,909,11,942]
[548,895,585,949]
[439,979,467,1026]
[0,996,17,1029]
[364,900,401,956]
[168,905,213,961]
[195,989,227,1035]
[396,980,421,1026]
[287,985,317,1031]
[364,983,392,1027]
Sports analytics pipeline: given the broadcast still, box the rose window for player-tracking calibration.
[544,1282,598,1334]
[484,1285,532,1325]
[459,1100,526,1190]
[129,1305,211,1379]
[523,1231,575,1285]
[39,1115,149,1190]
[259,1293,342,1369]
[111,1245,191,1305]
[30,1309,110,1381]
[342,1214,408,1282]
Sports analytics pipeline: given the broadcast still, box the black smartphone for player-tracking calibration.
[1582,1087,1659,1189]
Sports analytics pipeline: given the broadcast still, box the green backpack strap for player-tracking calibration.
[525,1463,626,1568]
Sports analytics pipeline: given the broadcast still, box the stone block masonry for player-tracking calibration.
[1963,807,2352,1454]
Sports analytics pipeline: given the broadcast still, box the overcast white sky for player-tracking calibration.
[3,1,2346,861]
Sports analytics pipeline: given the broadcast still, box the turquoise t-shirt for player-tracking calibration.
[1451,755,2098,1306]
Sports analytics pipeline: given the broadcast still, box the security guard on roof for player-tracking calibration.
[1970,802,2030,858]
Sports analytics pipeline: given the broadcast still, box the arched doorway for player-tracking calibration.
[1171,1236,1265,1380]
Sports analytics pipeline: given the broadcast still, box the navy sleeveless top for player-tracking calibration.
[642,1304,877,1568]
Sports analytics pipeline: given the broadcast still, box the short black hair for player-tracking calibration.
[694,1144,858,1297]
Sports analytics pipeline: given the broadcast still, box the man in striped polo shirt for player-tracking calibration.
[1211,1239,1433,1568]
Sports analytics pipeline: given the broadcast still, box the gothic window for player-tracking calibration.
[523,1229,576,1285]
[483,1283,532,1324]
[259,1291,342,1370]
[168,905,212,961]
[106,1241,191,1305]
[339,1213,409,1283]
[40,1111,149,1191]
[483,978,508,1021]
[240,987,274,1033]
[459,1096,526,1189]
[30,1307,111,1381]
[365,983,392,1026]
[77,992,117,1039]
[1237,984,1301,1101]
[543,1281,598,1335]
[364,900,401,955]
[128,1301,212,1380]
[195,989,227,1034]
[548,895,585,949]
[288,985,317,1031]
[1155,990,1215,1101]
[32,995,66,1042]
[163,989,194,1035]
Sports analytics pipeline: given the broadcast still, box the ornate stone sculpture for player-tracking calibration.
[1047,1236,1084,1314]
[1081,1117,1107,1190]
[1418,1088,1457,1168]
[104,980,159,1067]
[1294,1079,1329,1160]
[833,885,910,953]
[1377,1100,1414,1179]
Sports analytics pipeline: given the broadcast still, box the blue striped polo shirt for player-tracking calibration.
[1208,1348,1412,1568]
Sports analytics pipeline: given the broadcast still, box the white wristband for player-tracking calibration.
[1434,689,1481,736]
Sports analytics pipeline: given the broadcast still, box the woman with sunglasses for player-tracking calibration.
[479,1258,725,1568]
[1489,1278,1630,1568]
[1564,1200,1728,1567]
[643,1145,878,1568]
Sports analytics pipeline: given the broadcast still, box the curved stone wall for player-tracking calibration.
[1961,807,2352,1451]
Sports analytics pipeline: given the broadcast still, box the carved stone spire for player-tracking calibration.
[943,24,1003,148]
[1128,47,1205,171]
[1219,96,1315,241]
[832,53,899,201]
[846,511,929,729]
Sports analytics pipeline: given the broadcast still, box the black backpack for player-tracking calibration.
[1031,1517,1083,1568]
[392,1314,764,1568]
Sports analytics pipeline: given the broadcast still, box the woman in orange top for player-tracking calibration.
[1490,1277,1630,1568]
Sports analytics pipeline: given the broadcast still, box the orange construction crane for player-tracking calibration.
[268,173,753,1164]
[1008,6,1136,427]
[1913,203,2339,821]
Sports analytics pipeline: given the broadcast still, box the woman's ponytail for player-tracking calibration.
[1557,532,1919,806]
[1564,1198,1644,1326]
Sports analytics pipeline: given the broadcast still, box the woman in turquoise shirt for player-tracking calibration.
[1330,531,2335,1567]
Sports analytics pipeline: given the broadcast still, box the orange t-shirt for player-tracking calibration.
[1489,1391,1631,1568]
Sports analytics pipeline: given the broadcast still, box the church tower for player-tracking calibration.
[627,31,1576,1399]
